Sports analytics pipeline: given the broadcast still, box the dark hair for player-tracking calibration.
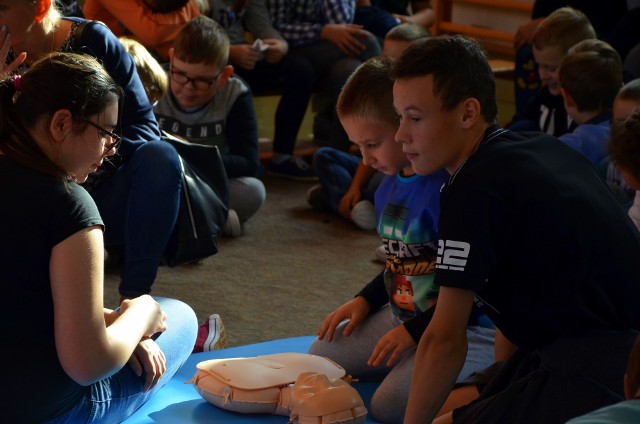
[390,35,498,123]
[0,52,123,179]
[559,39,622,113]
[609,109,640,185]
[173,15,229,66]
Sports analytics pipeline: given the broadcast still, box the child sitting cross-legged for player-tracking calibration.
[154,16,265,237]
[307,56,496,424]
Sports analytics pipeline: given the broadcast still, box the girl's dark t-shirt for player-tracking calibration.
[0,157,103,422]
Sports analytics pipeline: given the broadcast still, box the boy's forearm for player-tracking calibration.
[349,160,376,191]
[405,330,467,423]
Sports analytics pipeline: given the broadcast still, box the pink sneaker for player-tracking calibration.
[193,314,227,353]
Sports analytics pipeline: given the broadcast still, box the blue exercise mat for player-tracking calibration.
[123,336,382,423]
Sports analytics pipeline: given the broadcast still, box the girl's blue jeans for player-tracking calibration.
[48,297,198,424]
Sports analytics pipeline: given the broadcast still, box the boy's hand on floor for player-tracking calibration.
[368,325,415,368]
[316,296,371,342]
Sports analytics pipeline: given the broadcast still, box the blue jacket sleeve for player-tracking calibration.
[223,88,260,178]
[67,18,162,162]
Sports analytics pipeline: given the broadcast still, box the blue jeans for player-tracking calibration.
[48,297,198,424]
[313,147,383,212]
[91,141,182,297]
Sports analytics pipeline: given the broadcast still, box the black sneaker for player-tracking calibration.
[268,156,318,182]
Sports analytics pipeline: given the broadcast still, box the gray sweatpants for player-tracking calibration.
[308,304,496,424]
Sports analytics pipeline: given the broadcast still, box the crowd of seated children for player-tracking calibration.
[557,39,622,166]
[507,6,596,137]
[308,56,495,424]
[512,0,627,113]
[154,16,266,238]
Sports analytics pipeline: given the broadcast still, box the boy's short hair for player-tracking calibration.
[385,23,430,42]
[390,35,498,123]
[119,37,168,104]
[559,39,622,113]
[173,15,229,67]
[609,109,640,184]
[626,335,640,397]
[530,7,596,53]
[337,56,398,127]
[618,78,640,102]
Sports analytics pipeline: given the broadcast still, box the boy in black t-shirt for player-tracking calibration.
[392,35,640,424]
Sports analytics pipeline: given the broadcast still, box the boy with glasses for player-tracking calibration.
[154,15,265,237]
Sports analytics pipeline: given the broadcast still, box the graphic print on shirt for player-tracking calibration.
[156,115,226,148]
[379,202,439,321]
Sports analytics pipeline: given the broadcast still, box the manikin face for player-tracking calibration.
[169,56,229,109]
[394,74,468,176]
[532,45,564,96]
[342,117,412,176]
[59,101,120,183]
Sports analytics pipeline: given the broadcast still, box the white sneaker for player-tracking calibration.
[223,209,241,238]
[375,245,386,263]
[350,200,376,230]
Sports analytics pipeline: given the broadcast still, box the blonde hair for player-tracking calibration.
[530,7,596,53]
[337,56,398,127]
[119,37,168,104]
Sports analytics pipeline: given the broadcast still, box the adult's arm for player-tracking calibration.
[243,0,285,41]
[268,0,356,46]
[223,89,260,178]
[404,286,475,424]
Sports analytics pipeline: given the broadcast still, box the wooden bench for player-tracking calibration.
[431,0,534,77]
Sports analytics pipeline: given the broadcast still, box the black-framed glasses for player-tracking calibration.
[169,66,224,91]
[81,117,122,152]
